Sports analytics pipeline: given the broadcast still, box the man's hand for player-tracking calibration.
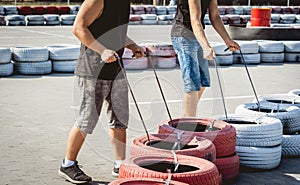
[203,46,216,61]
[130,45,146,58]
[100,49,119,63]
[225,39,241,51]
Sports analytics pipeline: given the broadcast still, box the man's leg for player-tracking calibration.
[109,128,126,160]
[183,91,198,117]
[65,126,87,161]
[197,87,206,102]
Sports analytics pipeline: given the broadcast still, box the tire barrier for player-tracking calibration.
[119,154,221,185]
[288,89,300,96]
[13,60,52,75]
[158,117,236,158]
[282,133,300,157]
[235,103,300,134]
[130,134,216,163]
[256,40,285,63]
[52,60,77,73]
[109,178,189,185]
[283,41,300,62]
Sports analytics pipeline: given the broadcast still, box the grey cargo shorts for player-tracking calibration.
[74,76,129,134]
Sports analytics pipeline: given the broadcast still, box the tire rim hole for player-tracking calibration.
[250,108,287,113]
[146,140,198,150]
[266,99,300,105]
[171,122,219,132]
[225,120,257,125]
[140,161,199,173]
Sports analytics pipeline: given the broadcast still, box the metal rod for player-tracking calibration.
[147,53,173,121]
[238,50,261,111]
[213,60,228,120]
[115,55,151,143]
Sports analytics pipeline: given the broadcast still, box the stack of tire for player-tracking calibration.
[120,132,221,184]
[32,6,44,15]
[18,6,32,15]
[4,6,18,15]
[166,6,176,15]
[132,6,145,15]
[69,5,80,15]
[158,118,239,183]
[0,6,5,15]
[140,14,157,25]
[211,42,233,66]
[256,40,285,63]
[0,15,6,26]
[280,14,296,24]
[155,6,167,16]
[26,15,44,26]
[122,47,148,70]
[254,92,300,157]
[57,6,70,15]
[144,43,177,69]
[60,14,76,25]
[283,41,300,62]
[218,114,283,170]
[44,14,60,26]
[44,6,58,14]
[271,14,281,24]
[6,15,25,26]
[233,41,260,65]
[46,44,80,73]
[157,14,173,25]
[144,5,156,14]
[129,14,142,25]
[0,48,13,77]
[12,47,51,75]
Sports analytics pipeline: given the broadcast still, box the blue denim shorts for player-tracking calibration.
[171,36,210,92]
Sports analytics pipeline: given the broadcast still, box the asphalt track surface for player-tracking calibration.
[0,25,300,185]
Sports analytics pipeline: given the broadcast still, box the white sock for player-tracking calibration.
[62,157,75,167]
[114,160,123,168]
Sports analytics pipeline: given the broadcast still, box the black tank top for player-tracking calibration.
[75,0,130,80]
[171,0,210,38]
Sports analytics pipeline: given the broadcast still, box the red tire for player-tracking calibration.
[216,153,240,181]
[44,6,58,14]
[32,6,44,15]
[109,178,189,185]
[18,6,32,15]
[130,134,216,163]
[57,6,70,15]
[158,117,236,157]
[119,154,220,185]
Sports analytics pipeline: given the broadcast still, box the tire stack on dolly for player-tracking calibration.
[46,44,80,73]
[144,43,177,69]
[211,42,233,66]
[0,48,13,77]
[121,47,148,70]
[17,6,32,16]
[12,47,52,75]
[217,114,283,170]
[256,40,285,63]
[233,41,260,65]
[254,92,300,158]
[158,118,239,183]
[282,41,300,62]
[26,15,45,26]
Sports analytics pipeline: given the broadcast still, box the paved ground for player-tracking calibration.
[0,25,300,185]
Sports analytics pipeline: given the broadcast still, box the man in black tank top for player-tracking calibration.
[171,0,240,117]
[58,0,145,183]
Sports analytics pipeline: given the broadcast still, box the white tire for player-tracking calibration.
[233,41,259,54]
[256,41,284,53]
[52,60,77,73]
[211,42,232,55]
[12,47,49,62]
[285,53,300,62]
[13,60,52,75]
[256,94,300,108]
[150,56,177,69]
[0,63,13,77]
[282,134,300,157]
[215,55,233,66]
[288,89,300,96]
[233,53,260,65]
[123,57,148,70]
[0,48,11,64]
[143,43,176,57]
[46,44,80,61]
[282,41,300,52]
[140,14,157,20]
[260,53,284,63]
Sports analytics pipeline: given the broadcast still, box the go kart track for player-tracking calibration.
[0,25,300,185]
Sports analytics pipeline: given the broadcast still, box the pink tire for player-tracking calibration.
[158,117,236,157]
[109,178,188,185]
[119,154,220,185]
[130,133,216,163]
[216,153,240,181]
